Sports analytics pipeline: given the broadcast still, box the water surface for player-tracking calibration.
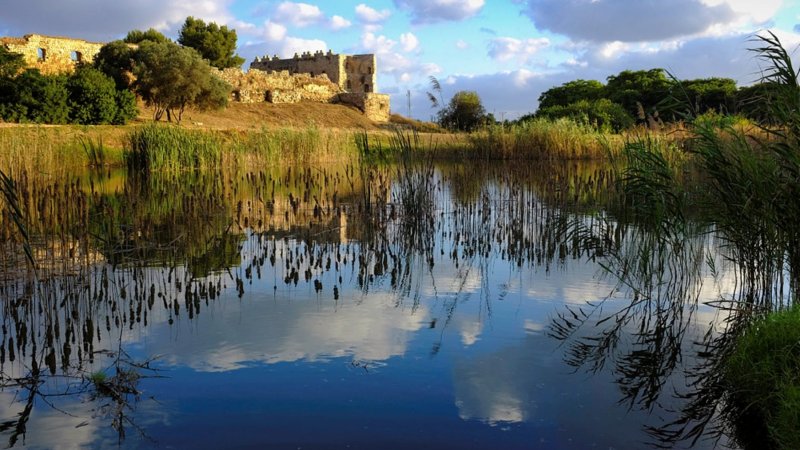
[0,162,737,448]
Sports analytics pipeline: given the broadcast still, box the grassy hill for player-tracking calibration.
[148,101,382,131]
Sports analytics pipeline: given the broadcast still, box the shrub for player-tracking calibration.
[0,70,69,124]
[724,306,800,450]
[536,98,634,132]
[67,66,121,124]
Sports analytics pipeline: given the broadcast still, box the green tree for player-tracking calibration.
[133,40,229,123]
[537,79,605,110]
[536,98,634,132]
[124,28,170,44]
[66,66,137,125]
[682,77,738,114]
[178,17,245,69]
[94,40,137,89]
[437,90,487,132]
[605,69,674,120]
[736,82,781,123]
[0,70,69,124]
[0,47,25,79]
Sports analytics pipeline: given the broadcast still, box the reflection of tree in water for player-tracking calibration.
[0,160,619,446]
[549,174,796,448]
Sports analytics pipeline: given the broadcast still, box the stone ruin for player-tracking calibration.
[250,50,377,94]
[0,34,104,75]
[0,34,391,122]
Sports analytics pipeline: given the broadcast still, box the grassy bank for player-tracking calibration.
[0,112,710,175]
[723,306,800,450]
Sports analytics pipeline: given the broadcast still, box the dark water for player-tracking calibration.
[0,162,739,448]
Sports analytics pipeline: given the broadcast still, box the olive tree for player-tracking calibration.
[133,40,230,123]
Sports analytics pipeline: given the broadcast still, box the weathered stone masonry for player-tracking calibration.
[1,34,391,122]
[250,50,377,94]
[0,34,104,75]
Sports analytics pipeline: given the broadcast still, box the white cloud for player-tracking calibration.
[394,0,485,24]
[273,2,324,27]
[400,32,420,52]
[456,39,469,50]
[488,37,550,63]
[264,20,287,42]
[522,0,739,43]
[282,36,327,56]
[355,4,392,24]
[329,15,352,30]
[360,32,440,82]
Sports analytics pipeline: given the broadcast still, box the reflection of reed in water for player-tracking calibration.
[0,159,617,444]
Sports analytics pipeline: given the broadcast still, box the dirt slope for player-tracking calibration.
[140,101,381,131]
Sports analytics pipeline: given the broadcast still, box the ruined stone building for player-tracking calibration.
[251,51,377,94]
[0,34,103,75]
[1,34,391,121]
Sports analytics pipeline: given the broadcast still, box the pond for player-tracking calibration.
[0,161,745,448]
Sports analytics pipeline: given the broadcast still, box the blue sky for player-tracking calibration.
[2,0,800,119]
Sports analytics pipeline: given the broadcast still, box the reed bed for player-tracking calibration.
[466,118,624,160]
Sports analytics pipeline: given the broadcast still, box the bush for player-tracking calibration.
[0,70,69,124]
[437,90,487,132]
[67,66,122,124]
[724,306,800,450]
[536,98,634,132]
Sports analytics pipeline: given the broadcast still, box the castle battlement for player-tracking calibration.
[250,52,377,94]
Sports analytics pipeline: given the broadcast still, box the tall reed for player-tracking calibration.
[467,118,623,160]
[125,123,223,172]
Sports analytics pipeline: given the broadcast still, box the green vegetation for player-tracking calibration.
[724,306,800,450]
[611,32,800,448]
[125,123,223,171]
[123,28,170,44]
[534,98,634,132]
[132,40,229,123]
[468,118,620,160]
[436,90,488,132]
[178,16,245,69]
[0,47,136,125]
[67,66,137,124]
[531,68,750,131]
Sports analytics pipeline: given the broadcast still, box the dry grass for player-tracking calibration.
[158,101,381,131]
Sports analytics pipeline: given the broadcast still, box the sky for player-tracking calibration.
[2,0,800,120]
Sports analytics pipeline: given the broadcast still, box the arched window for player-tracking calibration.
[37,48,46,61]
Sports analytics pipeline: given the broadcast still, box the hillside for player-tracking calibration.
[153,101,382,131]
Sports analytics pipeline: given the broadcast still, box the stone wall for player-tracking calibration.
[213,68,342,104]
[0,34,103,75]
[344,54,377,94]
[336,93,390,122]
[250,51,377,93]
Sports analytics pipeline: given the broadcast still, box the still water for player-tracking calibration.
[0,162,737,448]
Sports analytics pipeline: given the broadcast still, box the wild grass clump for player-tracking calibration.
[468,118,622,160]
[723,306,800,450]
[228,126,358,166]
[125,123,222,171]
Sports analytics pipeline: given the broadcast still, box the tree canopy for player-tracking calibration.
[605,69,673,119]
[124,28,170,44]
[178,17,245,69]
[0,46,25,79]
[437,91,487,132]
[132,40,229,122]
[538,79,605,110]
